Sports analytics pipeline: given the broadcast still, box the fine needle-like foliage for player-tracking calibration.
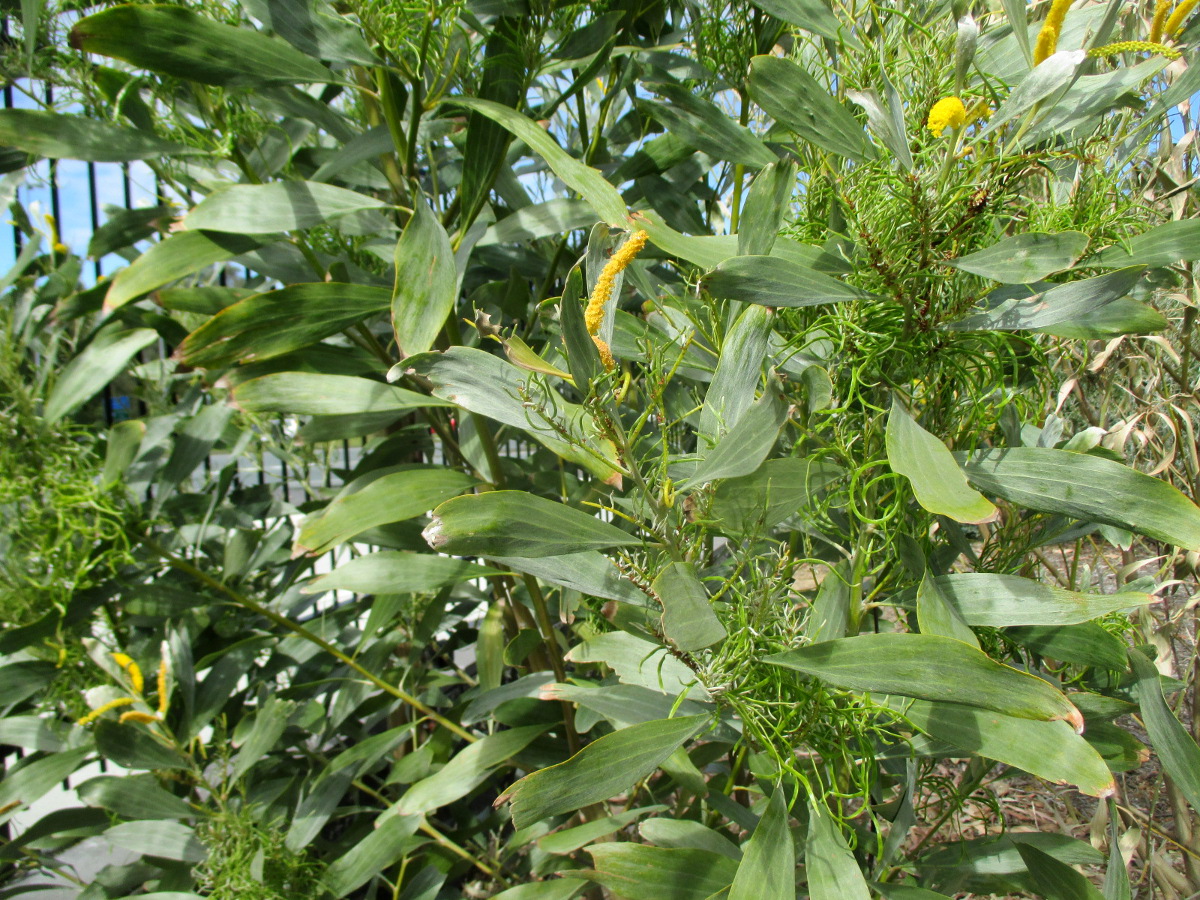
[2,0,1200,897]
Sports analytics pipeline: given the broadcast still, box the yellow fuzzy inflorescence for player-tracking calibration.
[584,229,648,371]
[1088,40,1181,59]
[78,696,136,726]
[157,658,170,715]
[119,710,161,726]
[1165,0,1199,38]
[1033,0,1075,64]
[927,97,968,136]
[114,652,144,695]
[1151,0,1174,41]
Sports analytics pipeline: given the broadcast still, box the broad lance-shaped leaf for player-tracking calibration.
[947,231,1088,283]
[104,230,266,312]
[916,570,977,647]
[490,552,649,606]
[232,373,451,416]
[1016,844,1107,900]
[946,267,1144,331]
[886,397,996,525]
[295,467,477,556]
[322,816,419,898]
[1092,219,1200,268]
[1130,648,1200,814]
[44,326,158,422]
[652,562,725,652]
[183,182,387,234]
[748,55,874,161]
[730,788,793,900]
[424,491,641,557]
[451,97,626,227]
[712,456,844,536]
[807,796,872,900]
[765,633,1084,730]
[303,551,500,595]
[70,4,336,87]
[0,109,191,162]
[582,844,739,900]
[393,200,456,359]
[640,85,776,169]
[396,725,546,815]
[699,304,772,444]
[959,447,1200,550]
[929,573,1152,627]
[403,346,623,485]
[176,284,390,368]
[499,715,709,828]
[888,698,1115,798]
[706,255,877,307]
[680,383,785,489]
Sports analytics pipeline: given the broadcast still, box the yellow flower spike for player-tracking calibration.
[1151,0,1174,41]
[156,657,170,716]
[1034,0,1075,64]
[1088,40,1182,60]
[1165,0,1199,38]
[113,653,145,694]
[927,96,968,136]
[77,696,136,726]
[592,335,616,371]
[118,710,161,726]
[584,230,649,337]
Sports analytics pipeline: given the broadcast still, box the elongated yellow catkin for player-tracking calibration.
[592,335,616,371]
[118,711,161,726]
[77,696,136,726]
[1088,40,1181,59]
[157,657,170,715]
[1033,0,1076,64]
[1151,0,1174,41]
[584,230,649,336]
[1165,0,1199,38]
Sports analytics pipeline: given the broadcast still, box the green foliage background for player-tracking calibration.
[2,0,1200,897]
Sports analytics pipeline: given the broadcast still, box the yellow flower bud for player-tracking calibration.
[77,696,136,726]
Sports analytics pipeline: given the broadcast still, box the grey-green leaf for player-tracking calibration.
[397,725,546,815]
[706,255,876,307]
[653,562,725,652]
[502,716,709,828]
[452,97,626,227]
[930,573,1152,627]
[916,571,978,647]
[887,397,997,524]
[583,843,738,900]
[748,55,874,161]
[947,267,1144,331]
[766,633,1083,728]
[1091,220,1200,268]
[70,5,336,87]
[103,230,265,311]
[176,283,390,368]
[0,110,191,162]
[730,787,792,900]
[806,797,871,900]
[304,551,499,595]
[893,698,1115,797]
[960,447,1200,550]
[393,200,457,358]
[425,491,640,557]
[45,326,158,422]
[947,232,1088,283]
[184,182,386,234]
[295,467,476,556]
[1130,648,1200,814]
[232,373,450,416]
[680,384,786,489]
